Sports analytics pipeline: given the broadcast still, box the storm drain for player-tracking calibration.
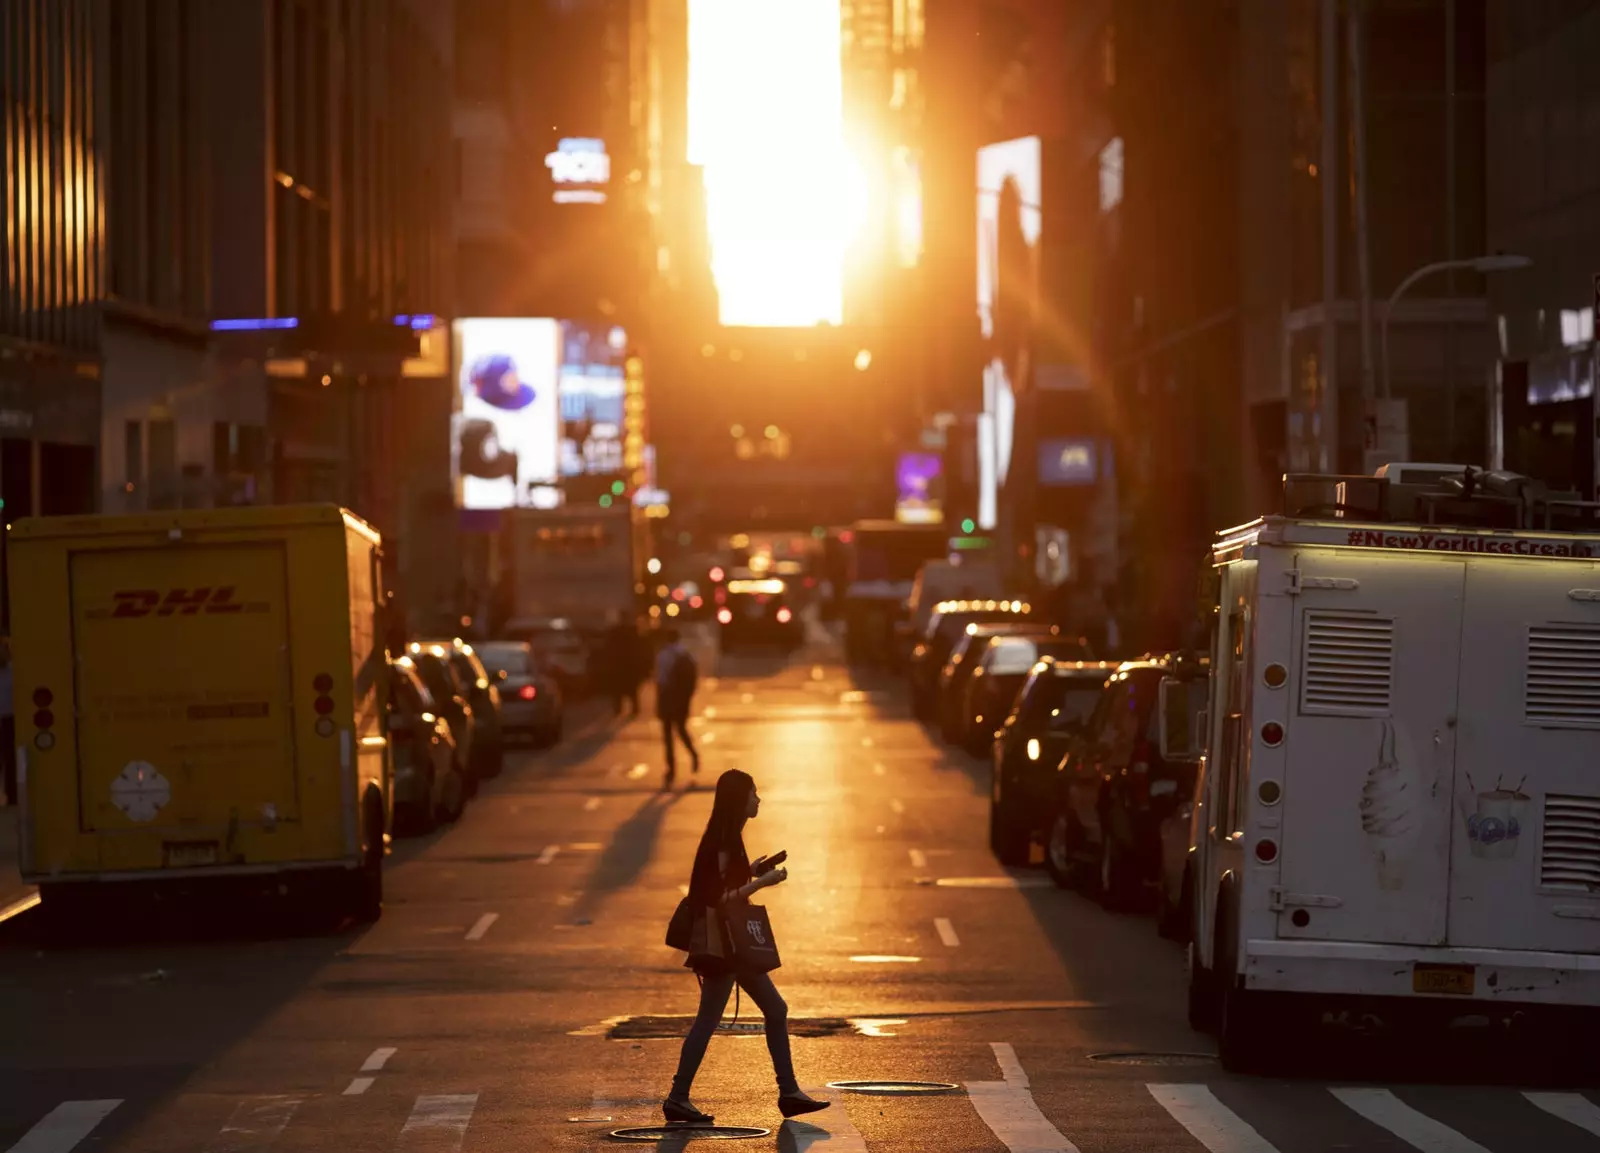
[826,1080,961,1095]
[1087,1052,1217,1067]
[609,1125,769,1141]
[605,1016,856,1040]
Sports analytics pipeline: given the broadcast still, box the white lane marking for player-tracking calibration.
[361,1047,398,1072]
[889,798,905,814]
[538,845,561,865]
[1330,1087,1492,1153]
[782,1088,868,1152]
[934,917,961,947]
[210,1096,303,1151]
[991,1042,1030,1087]
[741,693,754,704]
[568,842,604,851]
[702,732,717,744]
[627,763,650,780]
[465,913,499,941]
[6,1100,122,1153]
[396,1095,478,1152]
[583,796,601,812]
[344,1077,376,1096]
[1525,1092,1600,1137]
[968,1048,1080,1153]
[873,763,885,776]
[909,849,928,869]
[1147,1084,1281,1153]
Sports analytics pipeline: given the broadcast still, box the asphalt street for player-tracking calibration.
[1,623,1597,1152]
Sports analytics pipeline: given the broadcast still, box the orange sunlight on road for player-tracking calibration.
[687,0,865,327]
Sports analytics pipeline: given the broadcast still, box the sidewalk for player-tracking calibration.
[0,804,37,922]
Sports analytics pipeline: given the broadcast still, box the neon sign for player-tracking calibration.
[546,138,610,204]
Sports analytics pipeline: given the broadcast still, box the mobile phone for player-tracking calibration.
[764,850,788,870]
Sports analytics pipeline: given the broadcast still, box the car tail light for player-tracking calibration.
[1255,838,1279,864]
[690,595,704,609]
[718,608,733,624]
[776,607,793,623]
[518,684,537,701]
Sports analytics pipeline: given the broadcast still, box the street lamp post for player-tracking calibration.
[1380,253,1532,401]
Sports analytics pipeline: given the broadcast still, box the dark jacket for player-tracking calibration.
[684,836,750,976]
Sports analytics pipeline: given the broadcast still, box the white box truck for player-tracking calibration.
[1182,465,1600,1069]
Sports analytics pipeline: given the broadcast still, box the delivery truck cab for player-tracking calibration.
[9,504,391,925]
[1183,465,1600,1070]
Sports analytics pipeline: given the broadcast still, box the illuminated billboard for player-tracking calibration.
[558,321,628,477]
[976,135,1041,530]
[451,318,561,509]
[1038,438,1098,486]
[894,452,943,525]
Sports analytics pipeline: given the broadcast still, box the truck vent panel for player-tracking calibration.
[1299,612,1394,716]
[1525,626,1600,729]
[1540,794,1600,892]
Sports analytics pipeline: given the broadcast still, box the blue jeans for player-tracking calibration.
[670,969,797,1098]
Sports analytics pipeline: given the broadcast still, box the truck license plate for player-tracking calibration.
[164,841,219,869]
[1412,963,1475,996]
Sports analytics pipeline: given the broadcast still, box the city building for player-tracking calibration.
[1485,1,1600,497]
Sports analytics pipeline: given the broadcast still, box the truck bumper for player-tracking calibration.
[27,856,363,886]
[1244,938,1600,1007]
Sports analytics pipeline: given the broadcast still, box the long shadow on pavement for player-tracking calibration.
[570,788,686,923]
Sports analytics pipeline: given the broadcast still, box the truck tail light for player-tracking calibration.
[32,687,52,708]
[313,672,335,737]
[518,684,537,701]
[1255,838,1279,864]
[1260,721,1284,747]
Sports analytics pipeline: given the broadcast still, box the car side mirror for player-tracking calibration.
[1158,677,1203,762]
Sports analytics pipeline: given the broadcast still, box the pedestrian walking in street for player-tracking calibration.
[654,627,699,785]
[662,769,828,1124]
[601,611,643,717]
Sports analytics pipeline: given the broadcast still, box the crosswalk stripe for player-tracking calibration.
[1523,1092,1600,1138]
[5,1100,121,1153]
[396,1095,478,1152]
[1147,1085,1281,1153]
[361,1047,398,1073]
[1330,1088,1493,1153]
[935,917,961,947]
[208,1097,303,1152]
[968,1043,1080,1153]
[464,913,498,941]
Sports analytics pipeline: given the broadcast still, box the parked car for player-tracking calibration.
[388,658,466,834]
[716,577,802,652]
[990,659,1117,865]
[1154,665,1209,940]
[1044,654,1210,910]
[475,640,565,747]
[961,631,1095,754]
[408,643,480,795]
[909,599,1031,721]
[937,623,1045,744]
[521,619,592,697]
[421,639,505,779]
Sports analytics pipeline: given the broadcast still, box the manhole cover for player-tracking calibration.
[826,1080,961,1095]
[610,1125,770,1141]
[604,1016,854,1040]
[1087,1052,1217,1067]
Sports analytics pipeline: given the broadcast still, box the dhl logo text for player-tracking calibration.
[99,587,267,619]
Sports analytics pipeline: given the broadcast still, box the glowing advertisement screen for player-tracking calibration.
[976,135,1041,530]
[559,321,628,477]
[894,452,943,525]
[451,318,561,509]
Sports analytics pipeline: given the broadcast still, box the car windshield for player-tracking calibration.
[1020,673,1105,731]
[477,645,531,676]
[987,637,1041,675]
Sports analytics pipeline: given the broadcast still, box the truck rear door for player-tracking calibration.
[1276,550,1465,947]
[1448,557,1600,952]
[71,543,297,839]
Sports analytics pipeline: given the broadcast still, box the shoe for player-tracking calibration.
[778,1092,831,1119]
[663,1098,714,1125]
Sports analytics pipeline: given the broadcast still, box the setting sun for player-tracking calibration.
[687,0,863,327]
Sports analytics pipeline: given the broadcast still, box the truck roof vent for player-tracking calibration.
[1525,626,1600,729]
[1539,794,1600,892]
[1300,612,1394,716]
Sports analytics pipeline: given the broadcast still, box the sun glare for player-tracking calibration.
[688,0,856,327]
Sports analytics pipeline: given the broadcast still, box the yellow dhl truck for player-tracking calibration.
[8,504,391,922]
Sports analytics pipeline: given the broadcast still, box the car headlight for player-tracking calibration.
[1027,738,1041,762]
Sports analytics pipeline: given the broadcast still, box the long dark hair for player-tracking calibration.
[700,769,754,857]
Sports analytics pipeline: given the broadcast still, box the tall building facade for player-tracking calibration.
[1485,0,1600,497]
